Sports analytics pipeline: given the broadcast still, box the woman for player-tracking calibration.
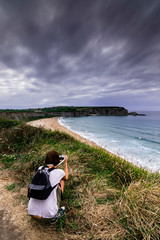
[27,150,69,222]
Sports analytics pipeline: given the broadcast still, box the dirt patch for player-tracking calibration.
[0,166,62,240]
[0,168,25,239]
[0,210,25,240]
[0,117,114,239]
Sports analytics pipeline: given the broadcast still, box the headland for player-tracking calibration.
[0,106,144,121]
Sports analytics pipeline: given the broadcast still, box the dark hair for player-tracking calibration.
[45,150,60,166]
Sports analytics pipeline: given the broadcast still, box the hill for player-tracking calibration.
[0,118,159,239]
[0,106,128,121]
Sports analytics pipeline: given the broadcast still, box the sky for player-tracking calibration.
[0,0,160,111]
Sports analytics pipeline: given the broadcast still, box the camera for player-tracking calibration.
[59,155,64,160]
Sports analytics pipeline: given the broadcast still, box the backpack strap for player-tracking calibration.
[48,167,61,191]
[48,167,55,172]
[45,166,58,190]
[41,166,55,172]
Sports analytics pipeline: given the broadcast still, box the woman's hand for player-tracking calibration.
[64,155,68,163]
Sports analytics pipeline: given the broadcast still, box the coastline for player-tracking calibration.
[26,117,160,173]
[27,117,112,152]
[1,114,159,239]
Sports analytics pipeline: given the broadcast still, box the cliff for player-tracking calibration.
[0,106,128,121]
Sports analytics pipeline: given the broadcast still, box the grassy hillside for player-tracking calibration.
[0,118,159,239]
[0,106,126,113]
[0,106,93,113]
[0,118,20,129]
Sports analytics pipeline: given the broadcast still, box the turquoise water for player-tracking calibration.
[59,112,160,172]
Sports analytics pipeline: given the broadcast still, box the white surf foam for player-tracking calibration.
[58,116,160,173]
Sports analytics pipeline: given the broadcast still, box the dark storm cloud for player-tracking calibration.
[0,0,160,109]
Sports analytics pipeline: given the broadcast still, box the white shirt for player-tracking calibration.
[27,168,65,218]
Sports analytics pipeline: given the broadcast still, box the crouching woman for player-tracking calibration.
[27,150,69,223]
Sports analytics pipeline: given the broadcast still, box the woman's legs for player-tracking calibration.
[56,179,65,209]
[58,179,64,193]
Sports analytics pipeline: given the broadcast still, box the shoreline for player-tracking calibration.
[26,117,159,173]
[27,117,113,154]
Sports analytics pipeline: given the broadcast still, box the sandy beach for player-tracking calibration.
[27,117,99,148]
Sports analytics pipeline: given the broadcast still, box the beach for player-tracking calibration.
[27,117,99,148]
[1,116,159,240]
[27,113,160,172]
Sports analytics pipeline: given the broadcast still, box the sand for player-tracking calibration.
[27,117,99,148]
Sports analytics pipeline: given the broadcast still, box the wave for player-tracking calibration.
[58,116,160,172]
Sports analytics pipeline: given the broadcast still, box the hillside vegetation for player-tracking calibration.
[0,106,128,121]
[0,118,160,239]
[0,106,124,112]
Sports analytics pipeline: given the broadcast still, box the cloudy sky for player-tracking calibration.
[0,0,160,111]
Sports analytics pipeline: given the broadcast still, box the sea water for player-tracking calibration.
[58,111,160,173]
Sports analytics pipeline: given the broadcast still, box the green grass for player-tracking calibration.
[0,109,34,113]
[0,118,20,130]
[0,124,152,187]
[5,182,16,191]
[41,107,76,112]
[0,106,86,113]
[0,119,159,240]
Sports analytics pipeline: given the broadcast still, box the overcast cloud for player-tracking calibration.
[0,0,160,111]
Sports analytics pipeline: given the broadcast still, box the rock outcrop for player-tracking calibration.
[128,112,146,116]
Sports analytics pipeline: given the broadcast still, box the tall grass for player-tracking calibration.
[116,180,160,239]
[0,117,20,130]
[0,119,159,239]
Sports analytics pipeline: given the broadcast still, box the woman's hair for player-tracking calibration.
[45,150,60,166]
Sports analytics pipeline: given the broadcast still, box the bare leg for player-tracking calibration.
[58,179,64,193]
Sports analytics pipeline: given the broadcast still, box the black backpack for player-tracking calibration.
[28,166,58,200]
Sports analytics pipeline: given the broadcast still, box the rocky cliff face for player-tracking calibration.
[0,107,128,121]
[64,107,128,117]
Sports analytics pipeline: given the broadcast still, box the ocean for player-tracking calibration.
[58,111,160,173]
